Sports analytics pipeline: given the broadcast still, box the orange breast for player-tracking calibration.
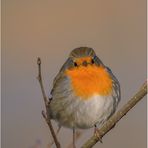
[65,65,113,99]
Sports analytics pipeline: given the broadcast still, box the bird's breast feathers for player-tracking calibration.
[65,65,113,99]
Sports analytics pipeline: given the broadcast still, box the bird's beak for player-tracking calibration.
[82,61,88,67]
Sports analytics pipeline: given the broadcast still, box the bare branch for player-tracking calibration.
[81,82,147,148]
[37,57,61,148]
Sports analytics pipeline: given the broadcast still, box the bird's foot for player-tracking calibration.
[94,126,103,143]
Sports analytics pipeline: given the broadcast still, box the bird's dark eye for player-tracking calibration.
[74,62,78,67]
[91,59,95,64]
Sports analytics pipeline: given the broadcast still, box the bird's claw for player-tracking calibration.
[94,127,103,143]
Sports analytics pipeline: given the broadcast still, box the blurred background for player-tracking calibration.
[2,0,146,148]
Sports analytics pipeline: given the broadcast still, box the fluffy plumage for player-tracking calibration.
[49,47,120,129]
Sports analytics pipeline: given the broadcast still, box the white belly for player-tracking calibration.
[50,94,115,129]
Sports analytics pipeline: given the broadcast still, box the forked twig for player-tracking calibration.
[81,82,147,148]
[37,57,61,148]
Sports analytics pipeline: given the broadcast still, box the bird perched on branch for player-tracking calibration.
[48,47,121,148]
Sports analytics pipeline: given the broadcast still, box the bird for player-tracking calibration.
[48,47,121,147]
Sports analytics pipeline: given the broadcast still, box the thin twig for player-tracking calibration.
[37,58,48,106]
[81,82,147,148]
[49,126,62,147]
[37,57,61,148]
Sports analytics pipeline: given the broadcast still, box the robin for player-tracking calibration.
[48,47,120,147]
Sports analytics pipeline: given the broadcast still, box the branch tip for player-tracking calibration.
[37,57,41,65]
